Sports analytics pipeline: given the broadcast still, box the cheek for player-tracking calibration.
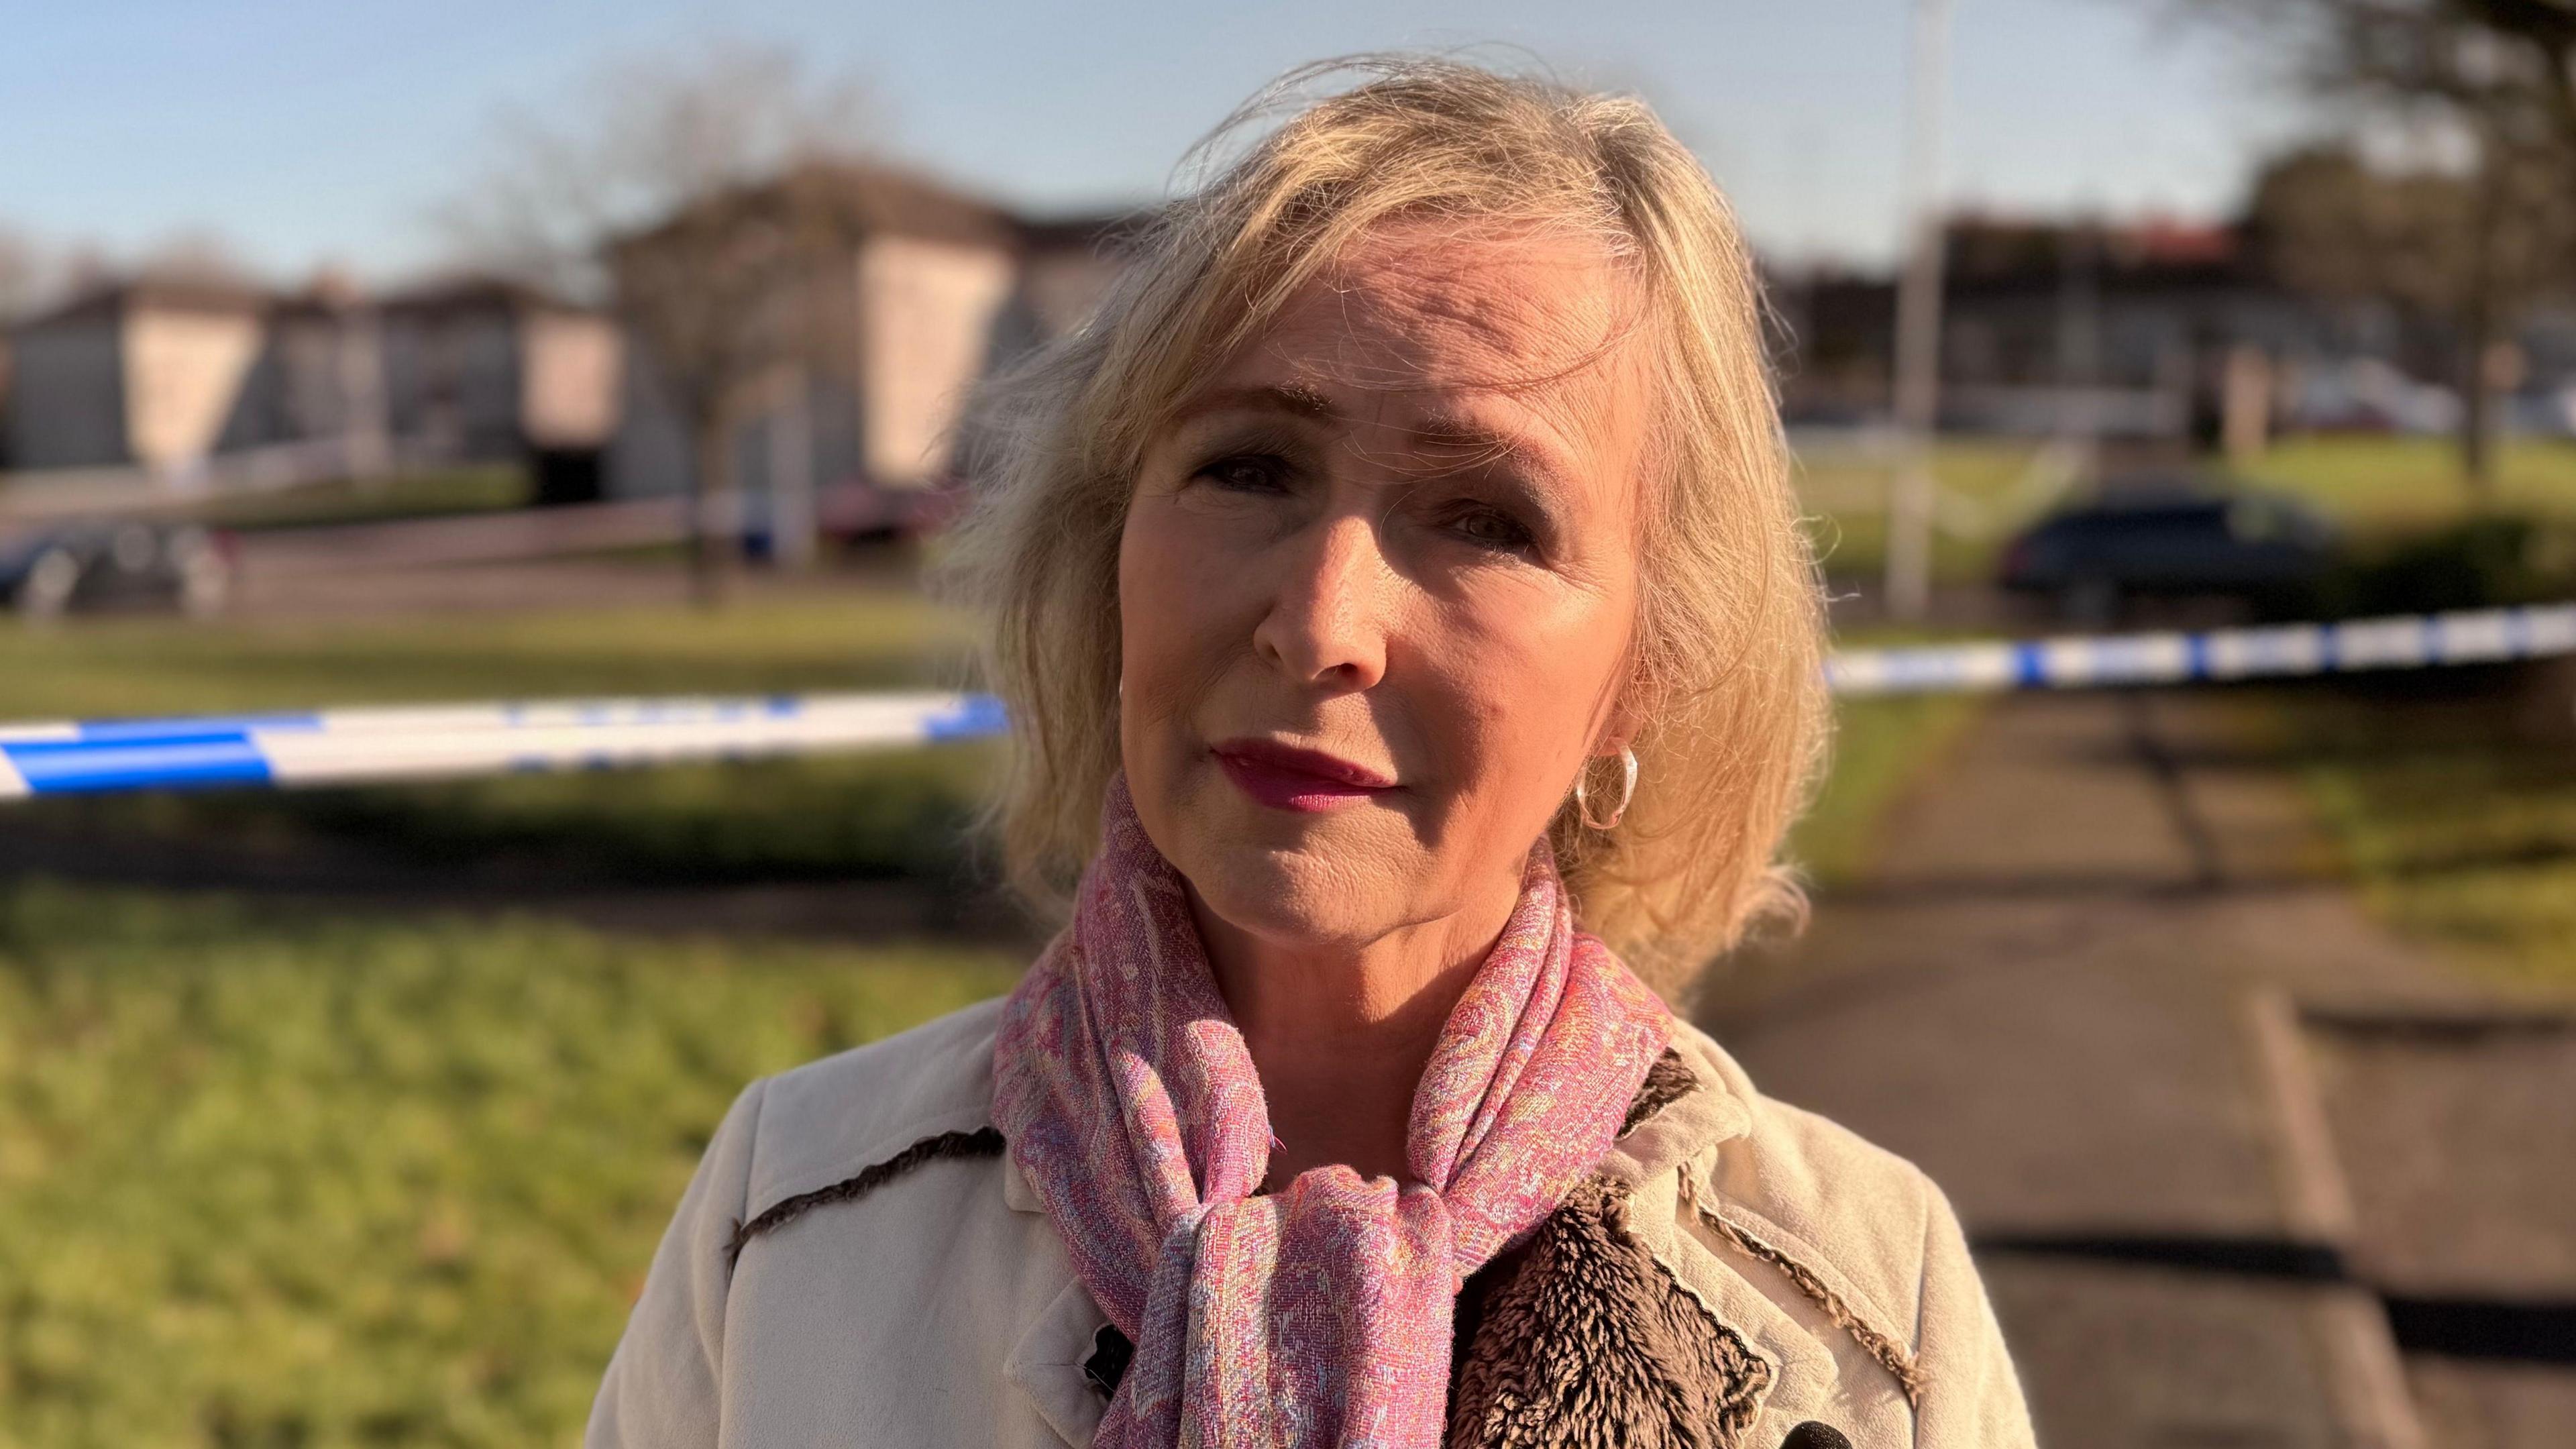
[1423,574,1635,794]
[1118,497,1194,671]
[1116,494,1250,718]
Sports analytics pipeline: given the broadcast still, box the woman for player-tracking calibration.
[590,58,2035,1449]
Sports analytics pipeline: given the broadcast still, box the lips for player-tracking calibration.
[1210,738,1397,813]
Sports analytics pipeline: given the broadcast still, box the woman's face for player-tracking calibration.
[1118,222,1652,954]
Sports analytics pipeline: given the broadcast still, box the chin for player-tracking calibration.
[1172,806,1411,950]
[1191,869,1380,953]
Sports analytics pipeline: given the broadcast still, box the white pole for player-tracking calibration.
[1886,0,1953,622]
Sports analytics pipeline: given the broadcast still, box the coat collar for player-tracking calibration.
[1002,1148,1047,1213]
[1601,1028,1756,1194]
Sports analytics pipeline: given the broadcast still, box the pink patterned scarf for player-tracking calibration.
[992,777,1672,1447]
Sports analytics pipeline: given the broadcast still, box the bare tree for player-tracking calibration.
[2245,140,2575,483]
[2176,0,2576,490]
[2328,2,2576,147]
[2186,3,2576,180]
[443,43,880,603]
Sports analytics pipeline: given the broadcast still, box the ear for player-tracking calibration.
[1592,688,1642,759]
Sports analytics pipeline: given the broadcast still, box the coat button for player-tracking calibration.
[1781,1423,1854,1449]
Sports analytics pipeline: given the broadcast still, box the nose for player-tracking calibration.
[1252,512,1391,692]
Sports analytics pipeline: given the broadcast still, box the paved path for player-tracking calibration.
[1701,690,2575,1449]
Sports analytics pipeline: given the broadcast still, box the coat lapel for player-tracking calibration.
[1001,1155,1114,1446]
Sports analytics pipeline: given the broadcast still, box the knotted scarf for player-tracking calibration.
[992,776,1672,1447]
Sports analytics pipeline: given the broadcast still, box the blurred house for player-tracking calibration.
[270,275,388,464]
[1768,214,2543,445]
[3,276,273,472]
[606,162,1131,536]
[0,270,620,494]
[378,276,623,502]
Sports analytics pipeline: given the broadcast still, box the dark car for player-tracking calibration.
[1998,480,2337,623]
[0,521,235,620]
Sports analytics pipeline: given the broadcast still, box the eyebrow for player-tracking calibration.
[1167,382,1338,426]
[1169,382,1581,493]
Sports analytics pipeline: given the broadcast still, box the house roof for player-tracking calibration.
[1016,207,1154,256]
[21,273,269,328]
[798,160,1023,248]
[269,272,373,321]
[376,272,589,318]
[614,160,1085,257]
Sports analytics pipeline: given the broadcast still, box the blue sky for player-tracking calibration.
[1,0,2304,284]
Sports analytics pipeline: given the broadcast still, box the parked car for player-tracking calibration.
[1998,477,2337,623]
[0,521,235,620]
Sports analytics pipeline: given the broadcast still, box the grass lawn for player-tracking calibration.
[1792,686,1986,888]
[2261,669,2576,994]
[0,881,1020,1448]
[1790,433,2576,590]
[0,588,972,720]
[1792,437,2047,586]
[2235,435,2576,536]
[193,466,535,532]
[1,592,1020,1446]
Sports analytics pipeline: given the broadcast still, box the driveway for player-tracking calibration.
[1703,690,2576,1449]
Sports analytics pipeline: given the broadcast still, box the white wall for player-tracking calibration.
[521,311,622,449]
[123,306,264,468]
[854,235,1017,486]
[610,233,1022,501]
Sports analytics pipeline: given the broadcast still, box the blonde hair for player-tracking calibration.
[937,56,1829,996]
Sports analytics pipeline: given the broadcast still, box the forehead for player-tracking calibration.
[1243,222,1641,398]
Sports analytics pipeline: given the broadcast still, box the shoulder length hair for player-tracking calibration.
[936,55,1829,997]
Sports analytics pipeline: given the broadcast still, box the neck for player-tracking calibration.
[1187,867,1524,1189]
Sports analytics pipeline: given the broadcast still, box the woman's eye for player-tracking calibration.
[1446,505,1537,554]
[1195,454,1289,493]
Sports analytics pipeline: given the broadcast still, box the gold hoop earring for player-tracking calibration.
[1573,747,1638,831]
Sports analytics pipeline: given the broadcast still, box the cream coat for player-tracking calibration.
[586,1000,2037,1448]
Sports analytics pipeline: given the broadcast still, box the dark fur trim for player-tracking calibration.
[1621,1049,1701,1136]
[722,1126,1004,1269]
[1450,1177,1772,1449]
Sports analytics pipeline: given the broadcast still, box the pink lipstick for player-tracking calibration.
[1210,739,1397,813]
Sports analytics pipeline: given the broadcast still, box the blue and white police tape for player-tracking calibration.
[0,692,1009,800]
[1827,601,2576,696]
[5,603,2572,799]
